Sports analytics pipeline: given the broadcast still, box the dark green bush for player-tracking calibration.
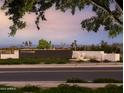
[0,59,21,64]
[0,85,20,93]
[93,78,123,83]
[103,59,112,62]
[21,85,41,93]
[20,58,41,64]
[66,78,88,83]
[42,85,93,93]
[95,84,123,93]
[66,78,123,83]
[44,58,68,64]
[89,58,100,62]
[0,58,69,64]
[0,84,122,93]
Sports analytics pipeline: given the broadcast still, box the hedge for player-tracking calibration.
[0,58,69,64]
[0,84,122,93]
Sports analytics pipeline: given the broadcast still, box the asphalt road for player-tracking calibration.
[0,67,122,81]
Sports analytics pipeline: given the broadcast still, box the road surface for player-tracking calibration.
[0,67,122,81]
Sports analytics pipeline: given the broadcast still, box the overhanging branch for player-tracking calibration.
[90,0,123,27]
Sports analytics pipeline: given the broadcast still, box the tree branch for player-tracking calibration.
[90,0,122,27]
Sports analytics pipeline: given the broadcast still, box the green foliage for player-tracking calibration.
[93,78,123,83]
[95,84,123,93]
[2,0,36,36]
[22,41,32,48]
[0,84,122,93]
[1,0,123,37]
[119,56,123,62]
[37,39,51,49]
[71,40,78,50]
[42,84,93,93]
[89,58,100,62]
[81,0,123,37]
[76,41,121,53]
[0,58,69,64]
[66,78,123,83]
[0,58,21,64]
[21,86,41,93]
[44,58,68,64]
[103,59,111,62]
[66,78,88,83]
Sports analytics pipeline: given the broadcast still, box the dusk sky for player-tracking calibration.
[0,5,123,47]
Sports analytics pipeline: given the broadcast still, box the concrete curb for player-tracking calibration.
[0,81,122,88]
[0,63,122,68]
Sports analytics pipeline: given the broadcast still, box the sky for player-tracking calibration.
[0,5,123,47]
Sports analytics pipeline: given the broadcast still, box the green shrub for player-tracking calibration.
[89,58,100,62]
[119,56,123,62]
[95,84,123,93]
[21,85,41,93]
[0,58,69,64]
[0,84,122,93]
[58,84,70,88]
[44,58,68,64]
[66,78,88,83]
[77,60,86,63]
[93,78,123,83]
[42,84,93,93]
[20,58,41,64]
[0,85,19,93]
[66,78,123,83]
[0,59,21,64]
[103,60,111,62]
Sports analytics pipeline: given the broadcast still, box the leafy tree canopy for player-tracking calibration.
[37,39,51,49]
[0,0,123,37]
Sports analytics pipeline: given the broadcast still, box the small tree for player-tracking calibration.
[25,41,28,47]
[22,41,32,48]
[37,39,51,49]
[29,41,32,47]
[71,40,78,50]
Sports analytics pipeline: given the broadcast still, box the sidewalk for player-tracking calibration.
[0,63,122,68]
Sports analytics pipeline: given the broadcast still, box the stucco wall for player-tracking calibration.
[72,51,120,62]
[104,54,120,61]
[0,50,19,59]
[72,51,104,61]
[0,50,120,62]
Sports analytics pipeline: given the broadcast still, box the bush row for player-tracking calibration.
[0,58,69,64]
[66,78,123,83]
[0,84,122,93]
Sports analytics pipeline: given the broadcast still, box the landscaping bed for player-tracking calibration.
[0,84,122,93]
[66,78,123,83]
[0,58,69,64]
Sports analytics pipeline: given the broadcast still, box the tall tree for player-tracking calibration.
[71,40,78,50]
[37,39,51,49]
[1,0,123,37]
[25,41,28,47]
[29,41,32,47]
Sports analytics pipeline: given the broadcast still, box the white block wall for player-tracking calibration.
[0,50,19,59]
[72,51,120,62]
[104,54,120,62]
[72,51,104,61]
